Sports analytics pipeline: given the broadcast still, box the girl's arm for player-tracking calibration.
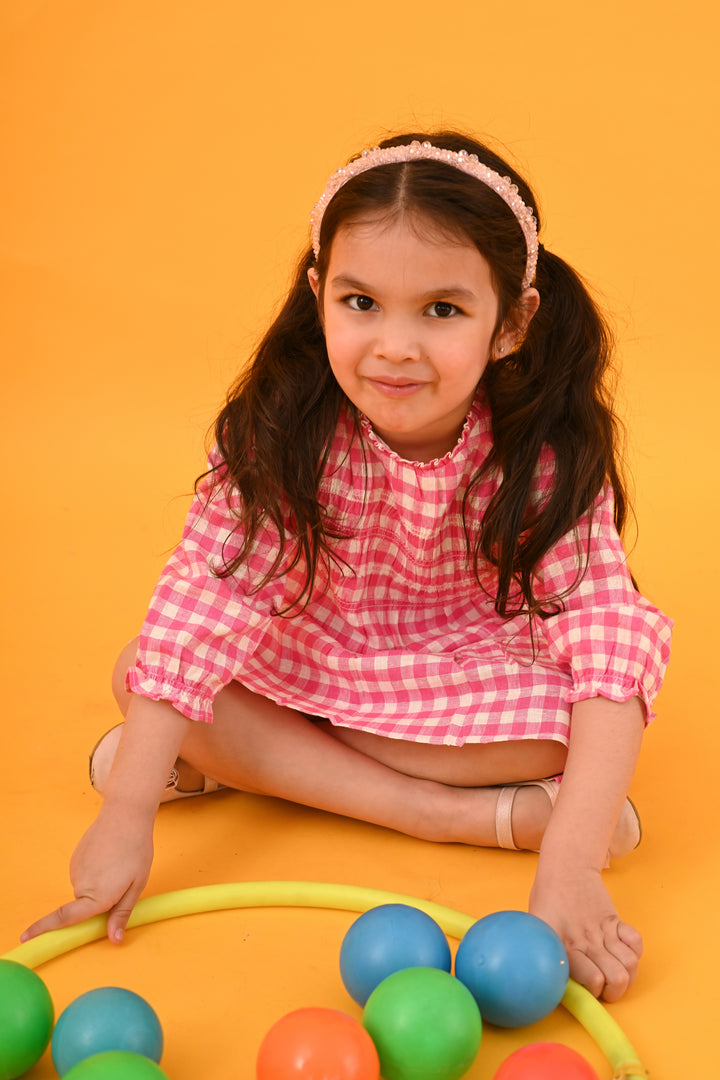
[528,695,645,1001]
[22,695,192,944]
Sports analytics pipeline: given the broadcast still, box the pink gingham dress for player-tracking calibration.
[128,393,672,745]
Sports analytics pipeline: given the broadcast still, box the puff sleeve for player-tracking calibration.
[534,484,672,719]
[126,458,282,722]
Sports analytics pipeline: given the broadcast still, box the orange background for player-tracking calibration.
[1,1,717,1076]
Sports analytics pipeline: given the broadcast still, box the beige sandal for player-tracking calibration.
[494,778,642,861]
[89,723,224,803]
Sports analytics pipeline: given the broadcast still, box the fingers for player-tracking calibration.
[618,919,644,957]
[105,888,144,945]
[21,896,110,943]
[566,918,643,1002]
[568,945,630,1002]
[22,879,148,946]
[22,895,140,946]
[21,872,149,946]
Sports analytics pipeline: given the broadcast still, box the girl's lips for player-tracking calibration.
[365,377,427,397]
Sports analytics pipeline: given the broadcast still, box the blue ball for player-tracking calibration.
[51,988,163,1077]
[340,904,452,1006]
[454,911,569,1027]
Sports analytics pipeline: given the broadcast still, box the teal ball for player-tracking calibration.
[52,987,163,1076]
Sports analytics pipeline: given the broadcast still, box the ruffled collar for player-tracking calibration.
[358,391,488,471]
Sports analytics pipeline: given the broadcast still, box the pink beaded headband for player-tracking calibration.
[310,140,539,289]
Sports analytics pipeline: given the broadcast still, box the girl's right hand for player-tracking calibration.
[21,696,191,946]
[21,804,155,944]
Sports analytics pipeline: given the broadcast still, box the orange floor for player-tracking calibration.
[1,1,717,1076]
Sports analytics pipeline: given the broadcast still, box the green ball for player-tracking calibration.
[363,966,482,1080]
[63,1051,170,1079]
[0,959,54,1080]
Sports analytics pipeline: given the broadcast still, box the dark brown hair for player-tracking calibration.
[205,130,631,617]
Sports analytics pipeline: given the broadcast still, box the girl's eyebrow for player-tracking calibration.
[327,275,381,294]
[328,274,478,303]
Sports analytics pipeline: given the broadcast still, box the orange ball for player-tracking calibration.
[494,1042,600,1079]
[256,1007,380,1080]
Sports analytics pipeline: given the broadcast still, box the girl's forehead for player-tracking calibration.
[324,217,495,296]
[331,211,475,254]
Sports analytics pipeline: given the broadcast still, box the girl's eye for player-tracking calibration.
[428,301,458,318]
[346,295,377,311]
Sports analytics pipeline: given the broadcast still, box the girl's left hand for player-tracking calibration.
[528,866,643,1002]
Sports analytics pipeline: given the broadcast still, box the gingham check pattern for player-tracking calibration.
[128,394,672,745]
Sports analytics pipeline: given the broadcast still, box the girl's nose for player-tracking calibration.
[373,317,422,363]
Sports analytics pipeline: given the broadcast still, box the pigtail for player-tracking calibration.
[198,249,348,613]
[474,244,630,617]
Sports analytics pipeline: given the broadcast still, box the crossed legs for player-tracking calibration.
[112,639,568,851]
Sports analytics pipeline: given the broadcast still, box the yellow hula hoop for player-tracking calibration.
[2,881,648,1080]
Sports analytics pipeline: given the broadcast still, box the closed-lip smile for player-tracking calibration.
[365,375,427,397]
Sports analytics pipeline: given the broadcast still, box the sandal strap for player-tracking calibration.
[495,778,560,851]
[495,786,519,850]
[494,778,639,860]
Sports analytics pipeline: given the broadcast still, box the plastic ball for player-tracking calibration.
[62,1051,170,1079]
[454,911,569,1028]
[256,1007,380,1079]
[363,966,482,1080]
[0,958,54,1080]
[51,987,163,1076]
[340,904,451,1005]
[493,1042,601,1079]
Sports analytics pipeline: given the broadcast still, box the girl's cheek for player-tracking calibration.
[330,324,367,354]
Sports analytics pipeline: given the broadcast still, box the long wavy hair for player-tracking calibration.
[204,130,631,617]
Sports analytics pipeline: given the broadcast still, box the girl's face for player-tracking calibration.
[309,215,534,463]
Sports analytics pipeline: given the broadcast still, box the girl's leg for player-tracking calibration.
[309,721,567,787]
[112,640,566,850]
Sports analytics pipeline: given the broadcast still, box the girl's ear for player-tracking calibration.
[494,287,540,358]
[308,267,325,328]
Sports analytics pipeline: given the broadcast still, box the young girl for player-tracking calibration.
[23,132,672,1003]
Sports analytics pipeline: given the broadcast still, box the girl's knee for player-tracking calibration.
[111,636,140,713]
